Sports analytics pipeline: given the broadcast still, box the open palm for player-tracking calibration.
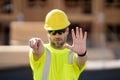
[64,27,87,55]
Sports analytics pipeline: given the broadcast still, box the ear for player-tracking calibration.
[65,28,69,35]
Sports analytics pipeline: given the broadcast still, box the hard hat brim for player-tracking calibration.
[44,23,70,30]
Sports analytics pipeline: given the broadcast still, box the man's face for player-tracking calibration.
[48,28,69,49]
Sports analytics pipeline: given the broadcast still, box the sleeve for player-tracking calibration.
[29,49,46,71]
[72,53,86,78]
[73,61,86,76]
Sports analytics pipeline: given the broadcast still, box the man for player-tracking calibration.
[29,9,87,80]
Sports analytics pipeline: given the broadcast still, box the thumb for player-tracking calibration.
[36,38,43,50]
[63,44,72,50]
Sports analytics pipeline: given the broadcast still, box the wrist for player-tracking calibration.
[78,51,87,57]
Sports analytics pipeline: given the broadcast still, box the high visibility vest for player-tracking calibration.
[29,45,86,80]
[42,48,73,80]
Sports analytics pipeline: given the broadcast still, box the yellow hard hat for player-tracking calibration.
[44,9,70,30]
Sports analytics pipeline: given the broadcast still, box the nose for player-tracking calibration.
[54,33,61,38]
[55,33,60,36]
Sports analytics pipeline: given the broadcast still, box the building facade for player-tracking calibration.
[0,0,120,49]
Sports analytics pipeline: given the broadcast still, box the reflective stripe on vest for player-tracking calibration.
[42,48,51,80]
[42,48,73,80]
[68,50,73,64]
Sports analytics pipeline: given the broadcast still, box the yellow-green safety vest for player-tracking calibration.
[29,44,86,80]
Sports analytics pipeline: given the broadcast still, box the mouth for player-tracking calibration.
[56,38,62,41]
[55,38,62,43]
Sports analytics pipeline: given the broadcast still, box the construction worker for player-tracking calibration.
[29,9,87,80]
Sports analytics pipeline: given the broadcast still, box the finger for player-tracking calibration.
[37,40,40,47]
[37,39,42,49]
[76,27,80,38]
[33,39,37,49]
[71,29,76,40]
[83,31,87,41]
[66,28,69,33]
[31,39,35,48]
[80,28,83,40]
[65,28,69,35]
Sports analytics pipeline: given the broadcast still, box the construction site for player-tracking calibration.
[0,0,120,80]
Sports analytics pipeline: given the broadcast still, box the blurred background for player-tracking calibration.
[0,0,120,80]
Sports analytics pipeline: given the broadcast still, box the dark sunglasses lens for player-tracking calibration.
[52,32,56,35]
[48,29,66,35]
[57,29,66,34]
[58,32,63,35]
[48,31,54,35]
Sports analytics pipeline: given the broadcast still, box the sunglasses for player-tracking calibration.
[48,28,66,35]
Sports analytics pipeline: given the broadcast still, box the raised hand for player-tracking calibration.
[29,38,44,55]
[64,27,87,55]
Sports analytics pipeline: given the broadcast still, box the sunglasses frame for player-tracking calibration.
[48,28,66,35]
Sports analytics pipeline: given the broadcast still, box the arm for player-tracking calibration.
[29,38,45,60]
[74,52,87,67]
[64,27,87,67]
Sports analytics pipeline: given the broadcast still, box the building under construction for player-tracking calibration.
[0,0,120,48]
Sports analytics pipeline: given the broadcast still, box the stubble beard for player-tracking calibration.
[50,37,67,49]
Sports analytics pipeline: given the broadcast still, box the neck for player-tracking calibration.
[51,45,64,50]
[50,43,65,50]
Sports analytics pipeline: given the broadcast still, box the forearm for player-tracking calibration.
[74,53,87,67]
